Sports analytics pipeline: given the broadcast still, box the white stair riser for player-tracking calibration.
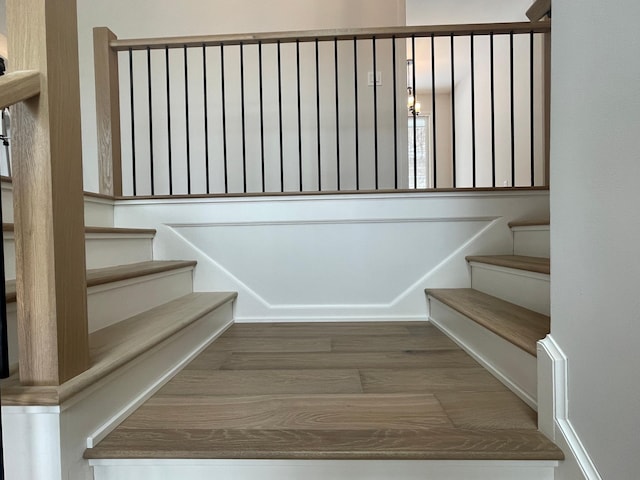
[428,298,538,408]
[512,226,550,257]
[3,234,154,279]
[470,263,550,315]
[5,268,194,367]
[88,268,194,331]
[91,460,556,480]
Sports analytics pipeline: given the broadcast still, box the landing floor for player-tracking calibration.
[86,322,563,461]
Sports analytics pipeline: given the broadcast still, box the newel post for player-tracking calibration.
[93,27,122,197]
[7,0,89,385]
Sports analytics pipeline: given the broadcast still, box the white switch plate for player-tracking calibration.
[367,71,382,86]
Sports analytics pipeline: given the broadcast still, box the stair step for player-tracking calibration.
[507,220,549,228]
[3,223,156,236]
[5,260,196,303]
[466,255,549,315]
[1,292,237,406]
[3,224,157,276]
[426,289,549,357]
[465,255,550,275]
[509,221,550,257]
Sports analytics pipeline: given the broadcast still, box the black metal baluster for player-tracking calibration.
[203,44,210,193]
[240,43,247,193]
[258,42,265,192]
[129,48,137,195]
[315,39,322,191]
[431,34,437,188]
[147,47,154,195]
[450,34,456,188]
[277,40,284,192]
[530,31,535,186]
[392,35,398,189]
[490,33,496,187]
[334,38,340,190]
[510,32,515,187]
[184,46,191,194]
[165,47,173,195]
[296,40,303,191]
[372,37,379,189]
[353,38,360,190]
[220,45,229,193]
[470,34,477,187]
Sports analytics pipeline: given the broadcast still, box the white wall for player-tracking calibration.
[550,0,640,478]
[115,191,548,322]
[406,0,530,24]
[77,0,406,192]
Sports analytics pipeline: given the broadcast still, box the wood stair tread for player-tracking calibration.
[3,223,156,235]
[426,288,549,356]
[508,219,549,228]
[465,255,550,274]
[5,260,196,303]
[1,292,237,406]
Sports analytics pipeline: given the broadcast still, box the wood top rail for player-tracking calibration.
[527,0,552,21]
[0,70,40,110]
[110,21,551,51]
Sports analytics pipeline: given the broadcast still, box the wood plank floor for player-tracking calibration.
[86,322,563,461]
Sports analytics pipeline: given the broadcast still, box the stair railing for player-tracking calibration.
[5,0,90,389]
[94,21,551,197]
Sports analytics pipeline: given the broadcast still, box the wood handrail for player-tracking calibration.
[110,21,551,51]
[527,0,551,22]
[0,70,40,109]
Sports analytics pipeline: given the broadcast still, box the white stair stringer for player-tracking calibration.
[427,296,538,409]
[469,262,550,316]
[512,224,550,257]
[89,459,557,480]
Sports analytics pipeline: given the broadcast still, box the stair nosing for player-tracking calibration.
[4,261,197,303]
[0,291,237,406]
[465,255,550,275]
[426,288,549,356]
[3,223,156,236]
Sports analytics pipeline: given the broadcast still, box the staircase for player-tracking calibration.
[427,220,551,408]
[1,194,237,480]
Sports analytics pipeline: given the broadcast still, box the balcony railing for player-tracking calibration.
[94,22,551,197]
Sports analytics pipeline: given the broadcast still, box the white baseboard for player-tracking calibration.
[233,315,428,323]
[537,335,602,480]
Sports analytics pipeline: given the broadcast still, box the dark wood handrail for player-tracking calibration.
[527,0,551,22]
[0,70,40,109]
[110,21,551,51]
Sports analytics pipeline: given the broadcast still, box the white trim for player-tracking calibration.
[167,216,498,228]
[538,335,602,480]
[89,458,558,480]
[115,189,550,206]
[86,316,234,448]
